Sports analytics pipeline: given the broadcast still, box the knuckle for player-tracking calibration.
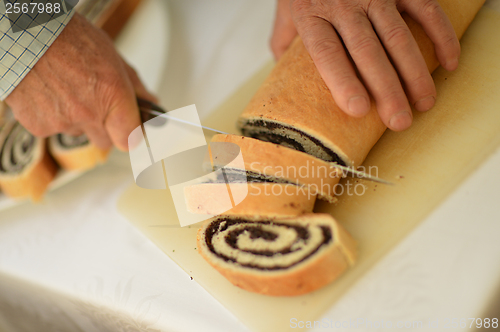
[338,79,364,97]
[290,0,312,17]
[349,35,379,55]
[412,72,432,86]
[332,73,355,89]
[383,24,411,46]
[420,0,441,20]
[97,76,132,110]
[334,5,364,26]
[308,37,343,65]
[333,78,366,101]
[376,84,405,105]
[365,0,389,16]
[102,73,127,92]
[329,1,348,13]
[410,73,435,95]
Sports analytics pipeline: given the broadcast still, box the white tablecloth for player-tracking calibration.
[1,1,499,331]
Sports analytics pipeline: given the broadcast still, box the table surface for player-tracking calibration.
[0,1,499,332]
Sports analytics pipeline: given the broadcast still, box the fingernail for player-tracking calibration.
[389,110,413,131]
[445,57,459,71]
[348,96,370,117]
[414,96,435,112]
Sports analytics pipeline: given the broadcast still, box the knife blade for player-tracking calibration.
[137,97,230,135]
[329,164,394,185]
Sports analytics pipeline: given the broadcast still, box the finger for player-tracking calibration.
[104,81,142,152]
[271,0,298,60]
[122,61,159,104]
[292,15,371,117]
[400,0,460,71]
[368,5,436,112]
[331,9,412,130]
[83,124,113,150]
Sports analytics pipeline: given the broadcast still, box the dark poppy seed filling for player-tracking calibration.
[240,119,347,167]
[55,133,89,149]
[0,122,35,174]
[205,218,332,271]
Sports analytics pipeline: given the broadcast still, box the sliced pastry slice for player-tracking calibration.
[238,0,485,167]
[197,213,356,296]
[185,182,316,217]
[209,134,342,203]
[0,120,57,201]
[48,134,110,171]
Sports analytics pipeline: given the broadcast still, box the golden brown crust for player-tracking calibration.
[238,0,485,167]
[211,134,342,203]
[204,244,349,296]
[185,182,316,217]
[49,140,110,171]
[197,213,357,296]
[0,140,57,202]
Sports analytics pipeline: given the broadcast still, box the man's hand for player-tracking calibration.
[5,13,157,151]
[271,0,460,131]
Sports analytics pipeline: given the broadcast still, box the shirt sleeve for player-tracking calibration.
[0,1,75,100]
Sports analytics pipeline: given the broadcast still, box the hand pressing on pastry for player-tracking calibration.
[5,13,157,151]
[271,0,460,131]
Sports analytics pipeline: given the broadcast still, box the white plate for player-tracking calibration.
[0,0,170,212]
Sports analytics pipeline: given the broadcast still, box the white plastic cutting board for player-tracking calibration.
[118,8,500,332]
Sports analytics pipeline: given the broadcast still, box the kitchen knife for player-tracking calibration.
[137,98,393,185]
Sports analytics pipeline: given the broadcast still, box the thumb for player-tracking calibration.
[104,78,142,152]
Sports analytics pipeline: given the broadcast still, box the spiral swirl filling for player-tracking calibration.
[0,122,36,174]
[205,218,332,270]
[56,133,89,149]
